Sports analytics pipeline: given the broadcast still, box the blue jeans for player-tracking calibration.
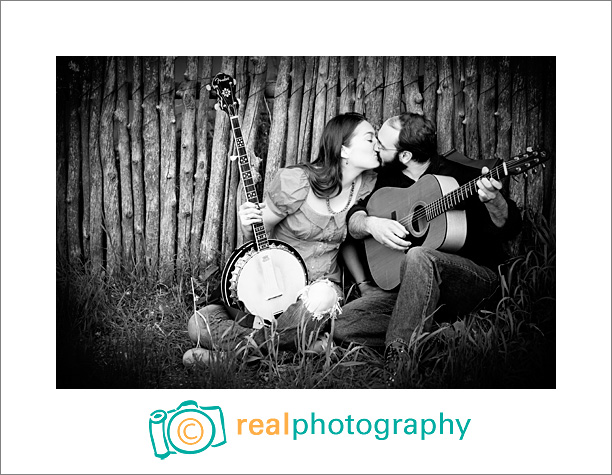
[336,247,499,349]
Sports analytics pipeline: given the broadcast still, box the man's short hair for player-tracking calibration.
[387,113,437,163]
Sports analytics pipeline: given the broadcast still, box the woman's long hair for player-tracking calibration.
[299,112,366,199]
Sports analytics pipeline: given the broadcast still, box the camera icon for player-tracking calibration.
[149,400,226,459]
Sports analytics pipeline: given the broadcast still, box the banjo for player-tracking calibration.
[209,73,309,329]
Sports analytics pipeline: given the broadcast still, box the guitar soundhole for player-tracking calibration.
[410,204,428,237]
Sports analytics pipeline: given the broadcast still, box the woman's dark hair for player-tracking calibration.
[300,112,366,198]
[389,112,437,163]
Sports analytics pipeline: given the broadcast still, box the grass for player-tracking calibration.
[56,212,555,389]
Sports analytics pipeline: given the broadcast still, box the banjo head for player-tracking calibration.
[221,240,308,326]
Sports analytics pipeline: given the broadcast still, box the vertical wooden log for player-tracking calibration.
[285,57,305,167]
[66,62,82,266]
[80,59,91,261]
[354,57,366,115]
[223,57,249,258]
[200,56,235,273]
[311,56,329,162]
[364,56,383,129]
[451,57,465,154]
[383,56,402,121]
[339,56,355,114]
[116,57,134,272]
[177,56,198,274]
[297,57,318,163]
[190,56,213,273]
[88,58,104,273]
[100,57,122,275]
[159,56,177,283]
[143,57,160,275]
[478,57,497,159]
[234,56,267,248]
[496,56,512,161]
[525,57,544,215]
[542,57,556,234]
[403,56,423,115]
[325,56,340,124]
[509,57,528,254]
[422,56,437,123]
[436,56,454,154]
[265,56,291,191]
[464,56,479,159]
[56,68,68,262]
[131,57,146,271]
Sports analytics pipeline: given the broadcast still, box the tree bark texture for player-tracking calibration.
[298,57,318,163]
[364,56,383,129]
[478,57,497,160]
[116,57,134,271]
[265,56,291,191]
[464,56,479,159]
[285,56,305,167]
[325,56,340,125]
[436,56,454,155]
[525,57,544,215]
[66,65,82,266]
[422,57,437,124]
[88,58,104,273]
[451,57,465,154]
[496,57,512,161]
[177,56,198,274]
[159,57,177,283]
[354,57,366,115]
[100,57,122,275]
[542,57,556,233]
[80,59,91,261]
[143,57,160,275]
[403,56,423,115]
[383,56,402,121]
[311,56,329,163]
[190,56,213,274]
[131,56,146,271]
[339,56,355,114]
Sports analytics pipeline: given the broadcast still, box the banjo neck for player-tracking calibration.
[228,115,270,252]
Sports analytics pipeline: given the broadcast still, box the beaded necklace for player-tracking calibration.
[325,181,356,214]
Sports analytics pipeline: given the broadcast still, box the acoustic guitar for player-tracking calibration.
[364,148,550,290]
[210,73,309,329]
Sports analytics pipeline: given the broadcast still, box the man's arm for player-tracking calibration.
[476,167,510,228]
[348,210,411,251]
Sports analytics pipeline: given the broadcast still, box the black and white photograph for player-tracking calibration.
[55,55,556,390]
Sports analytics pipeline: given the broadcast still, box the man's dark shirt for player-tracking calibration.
[346,155,522,275]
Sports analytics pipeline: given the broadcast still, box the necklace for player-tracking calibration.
[326,181,356,214]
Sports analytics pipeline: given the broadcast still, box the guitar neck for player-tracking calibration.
[229,115,270,251]
[424,162,509,221]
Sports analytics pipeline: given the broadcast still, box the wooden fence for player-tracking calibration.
[56,56,556,281]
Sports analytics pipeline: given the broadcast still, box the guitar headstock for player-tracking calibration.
[505,147,550,176]
[207,73,239,116]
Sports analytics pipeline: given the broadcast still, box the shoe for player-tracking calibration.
[384,343,408,385]
[182,347,226,368]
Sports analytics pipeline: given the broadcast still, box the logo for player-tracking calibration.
[149,400,226,459]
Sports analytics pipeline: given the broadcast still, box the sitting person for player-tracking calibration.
[335,113,523,378]
[187,113,379,358]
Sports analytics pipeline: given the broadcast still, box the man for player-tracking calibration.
[336,113,522,378]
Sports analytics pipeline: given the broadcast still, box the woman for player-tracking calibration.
[187,113,380,360]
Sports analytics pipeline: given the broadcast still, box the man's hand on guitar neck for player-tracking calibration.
[348,211,411,251]
[476,166,509,229]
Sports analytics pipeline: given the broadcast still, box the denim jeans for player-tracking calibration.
[336,247,499,349]
[188,280,342,353]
